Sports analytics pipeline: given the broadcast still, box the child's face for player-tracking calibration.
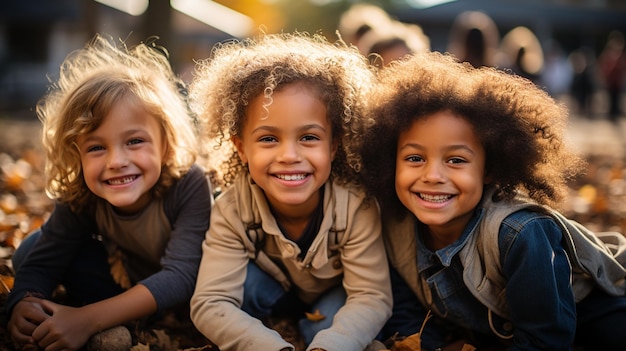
[233,82,337,216]
[395,110,487,239]
[76,97,167,214]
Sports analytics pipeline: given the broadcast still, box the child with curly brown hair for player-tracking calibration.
[189,32,392,351]
[5,34,212,350]
[360,51,626,351]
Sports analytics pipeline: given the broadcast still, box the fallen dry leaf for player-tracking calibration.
[392,333,422,351]
[305,309,326,322]
[0,274,13,293]
[108,248,132,289]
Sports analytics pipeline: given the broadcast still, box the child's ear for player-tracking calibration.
[483,173,493,185]
[330,138,339,161]
[161,142,170,165]
[231,135,248,164]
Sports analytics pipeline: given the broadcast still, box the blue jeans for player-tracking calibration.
[242,261,346,345]
[12,230,124,305]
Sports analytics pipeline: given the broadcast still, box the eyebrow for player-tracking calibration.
[251,123,328,134]
[78,129,148,144]
[399,143,476,155]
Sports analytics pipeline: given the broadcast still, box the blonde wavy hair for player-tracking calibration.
[191,32,376,190]
[38,34,198,211]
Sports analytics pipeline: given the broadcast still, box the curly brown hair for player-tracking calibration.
[360,51,584,218]
[37,34,198,211]
[190,32,376,190]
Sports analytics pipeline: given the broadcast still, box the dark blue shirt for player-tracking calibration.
[5,165,212,314]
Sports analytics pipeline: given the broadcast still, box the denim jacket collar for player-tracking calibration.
[416,208,485,270]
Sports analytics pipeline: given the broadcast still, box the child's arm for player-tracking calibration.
[308,196,392,351]
[190,190,294,351]
[6,203,98,348]
[501,213,576,349]
[29,284,156,351]
[137,165,212,311]
[5,203,98,313]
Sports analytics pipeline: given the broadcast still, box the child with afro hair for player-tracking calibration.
[360,51,626,351]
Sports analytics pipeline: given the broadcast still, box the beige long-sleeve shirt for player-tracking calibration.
[191,173,391,351]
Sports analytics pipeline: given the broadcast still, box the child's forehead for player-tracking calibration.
[100,93,145,117]
[85,95,160,129]
[245,81,327,110]
[404,111,477,136]
[247,82,327,116]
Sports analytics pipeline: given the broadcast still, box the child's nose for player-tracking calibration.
[277,142,301,163]
[107,148,129,169]
[422,161,445,183]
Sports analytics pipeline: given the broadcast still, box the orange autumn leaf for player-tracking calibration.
[108,249,131,289]
[391,310,432,351]
[0,275,13,294]
[393,333,422,351]
[391,309,477,351]
[305,309,326,322]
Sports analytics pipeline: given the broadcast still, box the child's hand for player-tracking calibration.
[8,296,50,347]
[30,300,95,351]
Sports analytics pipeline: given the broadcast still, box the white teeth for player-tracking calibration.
[108,176,136,185]
[419,193,451,203]
[276,174,307,181]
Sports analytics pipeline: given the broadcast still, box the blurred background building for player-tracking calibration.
[1,0,625,119]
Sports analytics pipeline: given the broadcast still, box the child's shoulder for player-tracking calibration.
[169,164,207,187]
[480,193,554,231]
[329,179,369,199]
[163,164,212,203]
[211,173,250,208]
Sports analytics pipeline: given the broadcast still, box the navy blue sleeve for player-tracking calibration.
[4,203,97,314]
[500,212,576,350]
[381,265,447,350]
[138,165,212,311]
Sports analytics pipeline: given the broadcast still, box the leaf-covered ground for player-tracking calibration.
[1,116,626,350]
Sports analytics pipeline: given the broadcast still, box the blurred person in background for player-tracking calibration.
[569,46,597,118]
[337,3,393,50]
[541,40,573,101]
[498,26,544,85]
[598,30,626,123]
[447,11,500,68]
[358,21,430,68]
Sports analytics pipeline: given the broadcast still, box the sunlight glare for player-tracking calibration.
[94,0,149,16]
[170,0,254,38]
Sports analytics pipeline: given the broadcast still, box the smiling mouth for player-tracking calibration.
[107,175,137,185]
[275,173,308,181]
[419,193,452,203]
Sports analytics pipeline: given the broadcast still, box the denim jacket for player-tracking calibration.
[383,189,626,350]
